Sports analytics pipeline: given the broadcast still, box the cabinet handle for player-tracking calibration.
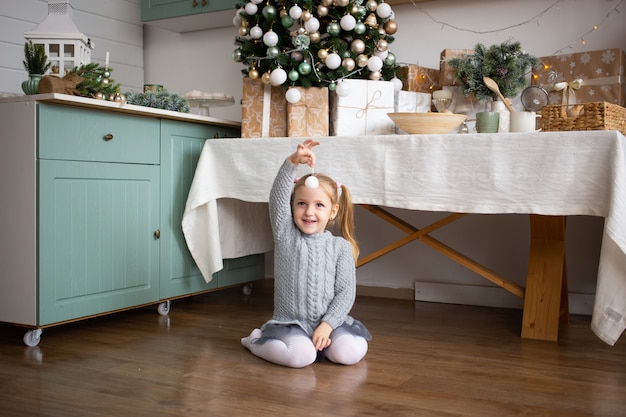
[202,0,207,5]
[103,134,113,141]
[192,0,197,7]
[154,229,161,239]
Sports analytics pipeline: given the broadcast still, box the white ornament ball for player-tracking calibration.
[340,14,356,31]
[250,25,263,39]
[251,0,263,3]
[263,30,279,47]
[374,49,389,60]
[233,8,244,26]
[367,55,383,72]
[305,175,319,189]
[336,80,351,97]
[244,2,258,15]
[285,87,302,103]
[325,53,342,70]
[376,2,392,19]
[269,68,287,86]
[289,5,302,19]
[391,77,403,92]
[304,17,320,33]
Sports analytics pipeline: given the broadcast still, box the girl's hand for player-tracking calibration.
[288,139,320,167]
[312,321,333,351]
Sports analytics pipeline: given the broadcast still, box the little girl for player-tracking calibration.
[241,139,371,368]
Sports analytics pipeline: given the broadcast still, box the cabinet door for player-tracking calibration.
[159,120,233,298]
[38,160,160,325]
[142,0,238,22]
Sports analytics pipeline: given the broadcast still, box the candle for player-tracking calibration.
[105,52,109,68]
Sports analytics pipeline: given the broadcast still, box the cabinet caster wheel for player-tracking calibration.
[157,300,171,316]
[242,284,253,296]
[23,329,43,347]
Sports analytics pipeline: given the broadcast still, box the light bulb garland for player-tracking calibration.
[232,0,400,99]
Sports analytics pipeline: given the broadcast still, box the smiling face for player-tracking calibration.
[292,183,339,235]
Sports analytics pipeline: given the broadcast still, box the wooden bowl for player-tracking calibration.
[387,112,467,134]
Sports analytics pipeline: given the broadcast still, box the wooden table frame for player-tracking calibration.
[357,205,569,341]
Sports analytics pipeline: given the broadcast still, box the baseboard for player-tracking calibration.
[414,281,594,315]
[357,285,415,300]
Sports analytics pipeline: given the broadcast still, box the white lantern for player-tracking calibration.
[24,0,93,76]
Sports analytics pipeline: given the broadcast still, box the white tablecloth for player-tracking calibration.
[182,131,626,345]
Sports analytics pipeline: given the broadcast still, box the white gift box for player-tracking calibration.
[330,79,396,136]
[395,90,432,112]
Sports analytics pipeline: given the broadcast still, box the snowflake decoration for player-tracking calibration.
[579,53,591,65]
[601,49,616,65]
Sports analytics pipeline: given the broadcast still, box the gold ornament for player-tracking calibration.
[249,68,259,79]
[317,5,328,17]
[336,0,349,7]
[365,13,378,28]
[366,0,378,12]
[318,49,329,60]
[239,27,249,36]
[376,39,389,52]
[261,72,271,84]
[368,71,382,80]
[356,54,368,67]
[321,0,332,6]
[280,9,287,18]
[302,10,311,21]
[384,20,398,35]
[351,39,366,54]
[342,57,356,71]
[309,31,321,43]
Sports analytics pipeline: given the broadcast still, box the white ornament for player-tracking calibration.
[305,176,319,189]
[250,0,263,3]
[269,68,287,86]
[232,8,244,26]
[250,25,263,39]
[336,80,351,97]
[244,2,258,15]
[374,49,389,60]
[285,87,302,103]
[325,53,342,70]
[376,3,392,18]
[289,5,302,19]
[304,17,320,33]
[391,77,403,92]
[367,55,383,72]
[340,14,356,31]
[263,30,279,47]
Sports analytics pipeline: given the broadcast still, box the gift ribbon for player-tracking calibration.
[553,76,624,105]
[262,83,271,137]
[356,89,384,119]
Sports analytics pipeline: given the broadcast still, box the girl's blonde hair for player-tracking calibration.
[293,174,359,262]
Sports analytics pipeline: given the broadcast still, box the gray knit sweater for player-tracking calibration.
[262,159,356,336]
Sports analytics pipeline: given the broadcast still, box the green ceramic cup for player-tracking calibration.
[475,111,500,133]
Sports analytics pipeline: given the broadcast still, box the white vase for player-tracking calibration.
[491,99,510,133]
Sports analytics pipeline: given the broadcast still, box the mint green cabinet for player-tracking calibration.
[0,98,263,346]
[141,0,239,22]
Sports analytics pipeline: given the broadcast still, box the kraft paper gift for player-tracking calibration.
[330,79,395,136]
[241,77,288,138]
[439,48,475,86]
[532,48,625,106]
[287,86,329,137]
[397,65,440,93]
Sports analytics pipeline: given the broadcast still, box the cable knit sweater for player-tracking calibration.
[261,159,357,336]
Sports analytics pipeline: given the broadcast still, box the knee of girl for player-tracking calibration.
[284,345,317,368]
[327,337,368,365]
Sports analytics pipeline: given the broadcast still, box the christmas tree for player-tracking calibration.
[232,0,399,93]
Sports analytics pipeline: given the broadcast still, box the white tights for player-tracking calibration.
[241,327,369,368]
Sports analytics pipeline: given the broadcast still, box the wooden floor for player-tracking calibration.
[1,282,625,417]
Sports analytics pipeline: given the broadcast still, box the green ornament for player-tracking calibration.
[354,22,366,35]
[232,49,244,62]
[267,46,281,57]
[281,15,294,28]
[288,70,300,81]
[298,61,312,75]
[384,52,396,66]
[328,81,337,91]
[327,22,341,37]
[262,5,277,20]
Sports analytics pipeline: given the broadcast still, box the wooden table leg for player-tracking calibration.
[522,215,569,341]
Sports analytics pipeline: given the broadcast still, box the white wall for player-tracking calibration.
[1,0,624,307]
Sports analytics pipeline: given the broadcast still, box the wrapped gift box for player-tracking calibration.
[532,48,626,106]
[330,79,395,136]
[287,86,329,137]
[439,48,475,86]
[397,65,440,93]
[395,90,432,113]
[241,77,288,138]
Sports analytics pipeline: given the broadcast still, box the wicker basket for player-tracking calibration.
[541,102,626,135]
